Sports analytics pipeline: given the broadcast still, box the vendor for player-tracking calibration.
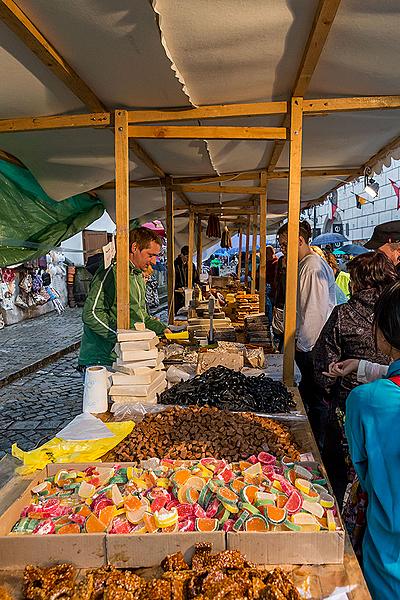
[78,227,170,368]
[174,245,199,312]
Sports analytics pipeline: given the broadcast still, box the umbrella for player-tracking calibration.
[340,244,370,256]
[312,232,348,246]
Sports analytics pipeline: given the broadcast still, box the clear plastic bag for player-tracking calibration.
[111,402,168,422]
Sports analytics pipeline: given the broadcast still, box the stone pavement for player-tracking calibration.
[0,307,82,386]
[0,351,83,459]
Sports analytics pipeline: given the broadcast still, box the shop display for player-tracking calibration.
[23,544,300,599]
[245,314,271,345]
[235,292,260,323]
[159,367,295,414]
[110,329,166,405]
[11,455,338,538]
[111,406,298,462]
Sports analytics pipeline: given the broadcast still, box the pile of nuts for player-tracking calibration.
[23,544,301,599]
[109,406,299,463]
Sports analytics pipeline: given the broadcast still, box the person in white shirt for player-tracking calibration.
[277,220,336,447]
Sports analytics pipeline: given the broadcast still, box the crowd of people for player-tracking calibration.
[276,219,400,599]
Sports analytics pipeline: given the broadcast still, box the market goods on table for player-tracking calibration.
[159,366,295,413]
[10,455,339,540]
[109,406,299,462]
[23,544,300,599]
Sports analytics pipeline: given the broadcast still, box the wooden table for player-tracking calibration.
[0,366,371,598]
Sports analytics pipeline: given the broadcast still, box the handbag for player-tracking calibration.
[272,306,285,335]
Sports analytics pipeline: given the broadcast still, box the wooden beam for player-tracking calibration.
[0,112,110,133]
[190,198,257,210]
[251,213,258,294]
[244,217,251,287]
[283,98,304,386]
[269,167,361,179]
[172,170,262,185]
[196,216,202,278]
[95,177,163,191]
[267,0,341,173]
[237,226,243,280]
[188,210,195,291]
[128,101,287,123]
[114,110,130,330]
[303,95,400,114]
[170,184,263,195]
[259,174,267,312]
[128,126,287,140]
[0,0,106,112]
[166,179,175,323]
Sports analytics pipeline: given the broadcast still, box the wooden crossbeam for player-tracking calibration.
[127,101,287,123]
[0,0,106,112]
[0,113,111,133]
[270,167,361,178]
[267,0,342,173]
[172,171,262,184]
[128,126,286,140]
[303,95,400,113]
[170,184,263,195]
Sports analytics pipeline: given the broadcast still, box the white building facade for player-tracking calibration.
[307,160,400,244]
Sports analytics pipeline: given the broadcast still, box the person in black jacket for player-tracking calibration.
[174,246,199,312]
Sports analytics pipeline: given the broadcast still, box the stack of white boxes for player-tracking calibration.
[108,326,166,406]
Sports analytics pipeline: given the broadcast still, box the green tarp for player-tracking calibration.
[0,160,104,267]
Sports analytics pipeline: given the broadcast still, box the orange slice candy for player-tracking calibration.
[57,523,81,535]
[173,469,192,486]
[85,513,107,533]
[245,516,269,532]
[98,505,117,528]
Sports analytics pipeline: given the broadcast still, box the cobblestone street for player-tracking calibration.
[0,351,83,458]
[0,307,82,385]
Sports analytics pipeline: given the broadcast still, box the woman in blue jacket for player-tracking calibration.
[345,280,400,600]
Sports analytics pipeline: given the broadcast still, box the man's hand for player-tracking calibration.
[163,328,172,335]
[323,358,360,379]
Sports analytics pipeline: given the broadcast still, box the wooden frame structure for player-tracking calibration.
[2,0,400,387]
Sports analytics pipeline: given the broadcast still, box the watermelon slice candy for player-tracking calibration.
[165,499,179,511]
[213,460,228,475]
[176,504,193,520]
[33,519,55,535]
[178,518,196,532]
[205,499,220,518]
[285,490,303,515]
[91,495,113,514]
[70,513,86,526]
[193,504,207,518]
[150,495,168,513]
[110,516,132,534]
[223,519,235,532]
[257,452,276,466]
[217,466,235,483]
[247,455,258,464]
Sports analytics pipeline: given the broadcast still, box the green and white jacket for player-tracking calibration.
[78,262,166,366]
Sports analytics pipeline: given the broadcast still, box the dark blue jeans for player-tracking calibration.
[265,283,273,324]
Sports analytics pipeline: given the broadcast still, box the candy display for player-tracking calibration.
[23,544,301,599]
[11,455,338,537]
[159,367,295,413]
[110,406,299,462]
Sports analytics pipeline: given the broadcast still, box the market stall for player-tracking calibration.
[1,0,400,597]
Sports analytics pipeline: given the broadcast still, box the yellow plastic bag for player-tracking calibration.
[12,421,134,475]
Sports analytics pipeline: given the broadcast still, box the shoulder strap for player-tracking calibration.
[388,375,400,387]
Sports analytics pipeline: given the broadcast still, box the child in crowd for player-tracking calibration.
[345,281,400,599]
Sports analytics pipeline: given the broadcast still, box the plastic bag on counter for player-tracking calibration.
[12,421,134,474]
[111,402,167,422]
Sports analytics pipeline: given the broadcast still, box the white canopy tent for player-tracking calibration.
[0,0,400,382]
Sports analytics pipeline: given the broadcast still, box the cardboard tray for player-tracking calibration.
[0,462,344,568]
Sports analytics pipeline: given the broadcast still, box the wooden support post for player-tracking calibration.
[188,210,195,288]
[283,98,304,386]
[244,217,250,287]
[196,216,202,278]
[251,213,258,294]
[166,178,175,323]
[114,110,130,330]
[259,174,267,311]
[237,226,243,280]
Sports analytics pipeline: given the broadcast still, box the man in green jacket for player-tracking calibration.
[78,227,169,367]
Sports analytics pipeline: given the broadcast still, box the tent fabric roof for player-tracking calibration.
[0,0,399,234]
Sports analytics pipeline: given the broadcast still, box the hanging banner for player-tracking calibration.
[389,179,400,209]
[327,190,338,219]
[353,193,367,209]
